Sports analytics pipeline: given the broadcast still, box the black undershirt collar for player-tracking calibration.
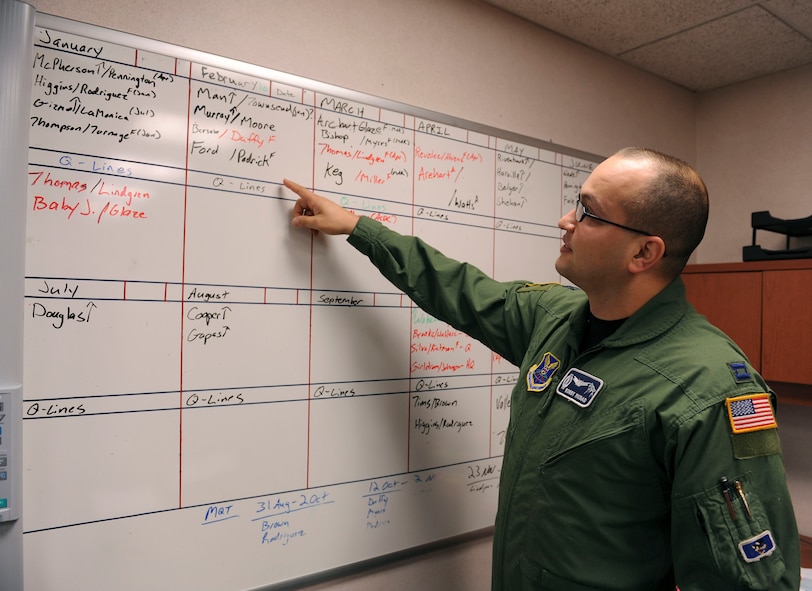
[580,309,627,351]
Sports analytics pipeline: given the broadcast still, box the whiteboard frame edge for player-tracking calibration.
[33,12,604,166]
[256,526,495,591]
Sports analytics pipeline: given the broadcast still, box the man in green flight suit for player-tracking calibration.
[284,146,800,590]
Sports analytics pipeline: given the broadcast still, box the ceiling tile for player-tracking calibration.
[483,0,754,53]
[620,5,812,90]
[481,0,812,91]
[762,0,812,38]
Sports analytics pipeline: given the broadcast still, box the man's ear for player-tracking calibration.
[628,236,666,274]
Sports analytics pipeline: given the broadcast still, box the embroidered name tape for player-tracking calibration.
[526,352,560,392]
[738,530,776,563]
[726,393,777,434]
[556,368,603,408]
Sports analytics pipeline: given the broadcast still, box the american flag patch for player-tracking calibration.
[726,394,777,434]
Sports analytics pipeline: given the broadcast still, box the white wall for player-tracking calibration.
[31,0,697,161]
[696,63,812,263]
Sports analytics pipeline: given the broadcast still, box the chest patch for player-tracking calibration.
[726,393,777,434]
[526,352,561,392]
[555,368,604,408]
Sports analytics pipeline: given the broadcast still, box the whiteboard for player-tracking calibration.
[19,13,601,591]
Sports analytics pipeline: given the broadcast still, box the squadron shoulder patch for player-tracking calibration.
[526,352,560,392]
[726,394,777,434]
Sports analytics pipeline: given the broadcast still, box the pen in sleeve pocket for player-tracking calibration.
[719,477,737,520]
[734,480,753,519]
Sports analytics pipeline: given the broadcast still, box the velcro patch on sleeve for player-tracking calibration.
[732,428,781,459]
[726,394,777,434]
[516,282,559,293]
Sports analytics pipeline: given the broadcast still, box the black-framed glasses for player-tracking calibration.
[574,196,667,256]
[575,196,653,236]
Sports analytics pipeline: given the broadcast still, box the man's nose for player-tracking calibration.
[558,207,576,231]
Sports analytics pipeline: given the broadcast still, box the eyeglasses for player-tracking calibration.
[574,195,668,256]
[575,196,653,236]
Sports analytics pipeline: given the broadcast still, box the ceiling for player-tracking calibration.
[481,0,812,92]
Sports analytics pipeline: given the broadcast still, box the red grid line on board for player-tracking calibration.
[305,89,318,490]
[406,121,418,473]
[306,234,315,489]
[177,59,194,509]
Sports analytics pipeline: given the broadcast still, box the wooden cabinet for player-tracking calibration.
[682,260,812,385]
[762,269,812,383]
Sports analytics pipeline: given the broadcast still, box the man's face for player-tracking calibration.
[555,155,654,294]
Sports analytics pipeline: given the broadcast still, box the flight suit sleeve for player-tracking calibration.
[347,216,538,366]
[669,394,800,590]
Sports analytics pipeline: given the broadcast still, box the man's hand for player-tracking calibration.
[284,179,360,236]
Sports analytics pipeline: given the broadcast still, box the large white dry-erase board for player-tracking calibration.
[15,11,602,591]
